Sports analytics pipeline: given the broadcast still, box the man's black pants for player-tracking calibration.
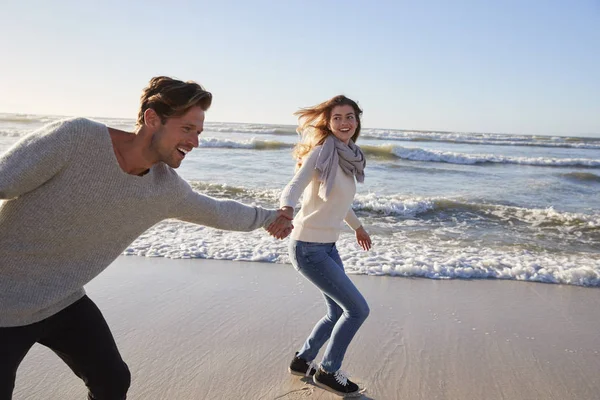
[0,295,130,400]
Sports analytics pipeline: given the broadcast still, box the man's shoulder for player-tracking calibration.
[36,117,105,141]
[56,117,105,134]
[12,118,101,150]
[45,116,100,129]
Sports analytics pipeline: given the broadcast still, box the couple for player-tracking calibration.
[0,76,371,398]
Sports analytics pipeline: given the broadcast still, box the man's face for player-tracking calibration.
[151,106,205,168]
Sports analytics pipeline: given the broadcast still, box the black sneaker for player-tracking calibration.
[313,367,360,396]
[288,352,318,377]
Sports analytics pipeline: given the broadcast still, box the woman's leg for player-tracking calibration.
[290,240,342,361]
[296,292,343,362]
[289,240,369,372]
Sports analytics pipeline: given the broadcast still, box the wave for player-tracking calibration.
[206,125,297,135]
[198,137,293,150]
[352,193,600,228]
[3,113,598,149]
[360,144,600,168]
[186,182,600,232]
[393,147,600,167]
[207,123,600,149]
[205,124,600,150]
[205,124,600,149]
[360,144,400,159]
[560,172,600,183]
[361,130,600,149]
[385,163,483,177]
[189,181,281,205]
[0,114,61,124]
[0,129,23,137]
[198,140,600,168]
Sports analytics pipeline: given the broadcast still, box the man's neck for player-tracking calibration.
[108,128,156,176]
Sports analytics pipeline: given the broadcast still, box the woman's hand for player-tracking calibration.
[267,208,294,239]
[278,206,294,221]
[355,226,372,251]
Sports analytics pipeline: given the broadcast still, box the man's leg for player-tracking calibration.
[0,324,38,400]
[38,296,131,400]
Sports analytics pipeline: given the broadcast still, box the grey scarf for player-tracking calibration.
[314,135,366,201]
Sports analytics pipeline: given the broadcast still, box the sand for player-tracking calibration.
[13,256,600,400]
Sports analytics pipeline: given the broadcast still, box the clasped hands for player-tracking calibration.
[267,207,294,239]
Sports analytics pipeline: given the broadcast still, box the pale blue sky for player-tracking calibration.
[1,0,598,136]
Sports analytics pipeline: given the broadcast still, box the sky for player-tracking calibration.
[0,0,599,136]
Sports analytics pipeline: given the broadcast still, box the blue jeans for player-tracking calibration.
[289,240,370,373]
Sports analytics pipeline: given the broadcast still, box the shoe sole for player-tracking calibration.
[288,367,315,377]
[312,376,360,397]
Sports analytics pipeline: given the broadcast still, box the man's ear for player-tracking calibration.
[143,108,162,129]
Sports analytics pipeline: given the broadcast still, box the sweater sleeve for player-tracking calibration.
[172,182,278,231]
[344,208,362,230]
[279,148,320,209]
[0,120,73,200]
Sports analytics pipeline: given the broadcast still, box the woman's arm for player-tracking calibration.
[279,148,320,211]
[345,209,372,251]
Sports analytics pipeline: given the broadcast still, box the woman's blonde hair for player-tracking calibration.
[292,95,362,165]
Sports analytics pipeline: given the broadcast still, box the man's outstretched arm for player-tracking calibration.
[171,187,278,232]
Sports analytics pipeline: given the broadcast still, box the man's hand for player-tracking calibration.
[267,208,294,239]
[355,226,372,251]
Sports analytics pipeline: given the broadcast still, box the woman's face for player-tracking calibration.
[329,104,357,144]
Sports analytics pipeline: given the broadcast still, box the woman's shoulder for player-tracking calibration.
[301,145,322,164]
[306,145,323,158]
[294,145,322,171]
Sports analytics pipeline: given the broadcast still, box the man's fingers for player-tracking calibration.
[268,217,294,239]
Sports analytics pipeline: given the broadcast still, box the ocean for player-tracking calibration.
[1,113,599,286]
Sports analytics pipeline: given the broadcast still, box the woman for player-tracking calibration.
[273,95,372,396]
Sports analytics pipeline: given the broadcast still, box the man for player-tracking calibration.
[0,76,293,399]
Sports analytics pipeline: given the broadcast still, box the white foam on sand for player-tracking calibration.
[125,220,600,287]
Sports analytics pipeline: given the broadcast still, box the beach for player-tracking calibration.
[13,256,600,400]
[3,3,599,398]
